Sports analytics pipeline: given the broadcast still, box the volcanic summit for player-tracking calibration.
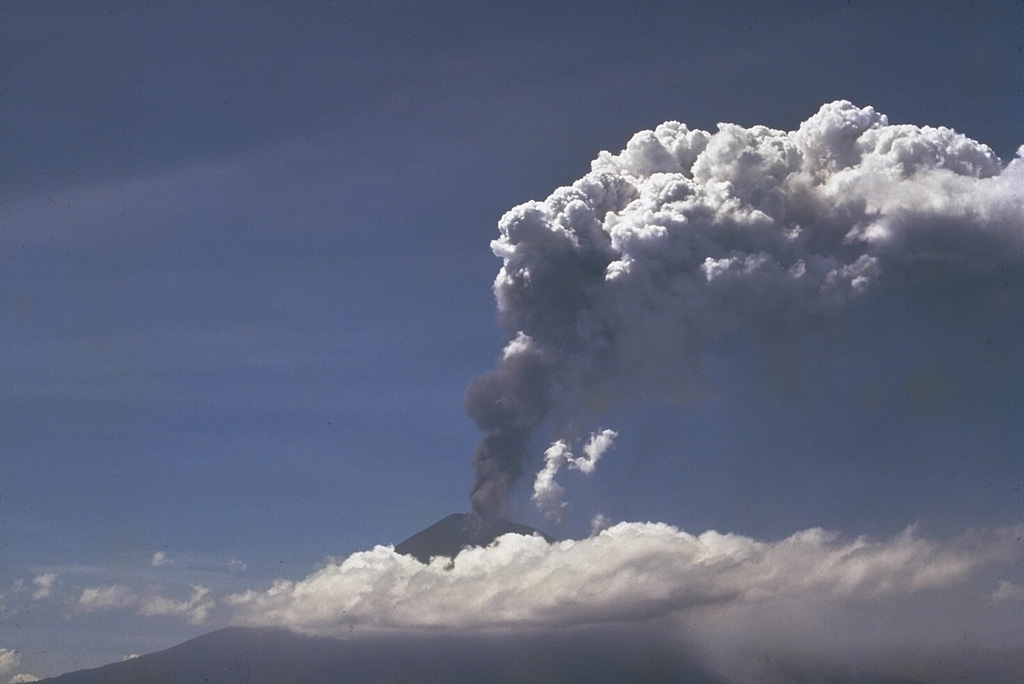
[394,513,555,564]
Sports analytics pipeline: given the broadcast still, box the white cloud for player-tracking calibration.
[39,520,1020,682]
[77,585,138,612]
[992,579,1024,602]
[0,655,35,684]
[228,558,248,572]
[151,551,170,567]
[30,573,57,601]
[224,522,1023,683]
[0,651,19,677]
[139,585,214,625]
[532,429,617,520]
[590,512,612,535]
[574,430,617,474]
[227,522,1017,630]
[77,584,213,624]
[531,440,570,520]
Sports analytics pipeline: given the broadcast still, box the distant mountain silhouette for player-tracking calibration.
[38,627,320,684]
[37,625,732,684]
[394,512,555,563]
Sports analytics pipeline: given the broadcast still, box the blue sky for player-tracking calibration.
[2,2,1022,681]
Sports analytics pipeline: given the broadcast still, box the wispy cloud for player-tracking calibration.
[992,579,1024,602]
[533,429,617,521]
[138,586,214,625]
[77,584,213,625]
[30,574,57,601]
[76,585,138,612]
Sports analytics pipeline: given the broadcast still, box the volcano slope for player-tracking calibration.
[393,512,555,564]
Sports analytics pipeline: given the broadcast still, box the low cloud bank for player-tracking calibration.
[226,522,1023,683]
[21,521,1022,681]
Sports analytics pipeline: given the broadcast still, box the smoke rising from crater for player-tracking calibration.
[464,100,1024,519]
[533,429,617,521]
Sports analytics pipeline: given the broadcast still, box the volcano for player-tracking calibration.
[394,513,555,563]
[36,624,729,684]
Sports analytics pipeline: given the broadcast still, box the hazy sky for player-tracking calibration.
[2,2,1022,681]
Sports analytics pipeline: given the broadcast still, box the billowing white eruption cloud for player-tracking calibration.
[533,429,617,520]
[465,100,1024,518]
[227,523,1023,683]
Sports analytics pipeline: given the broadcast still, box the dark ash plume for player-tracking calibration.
[464,335,553,520]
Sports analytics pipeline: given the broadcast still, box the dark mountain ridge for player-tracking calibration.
[37,625,729,684]
[37,624,933,684]
[394,512,555,563]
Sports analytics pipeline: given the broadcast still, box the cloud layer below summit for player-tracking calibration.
[223,522,1024,684]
